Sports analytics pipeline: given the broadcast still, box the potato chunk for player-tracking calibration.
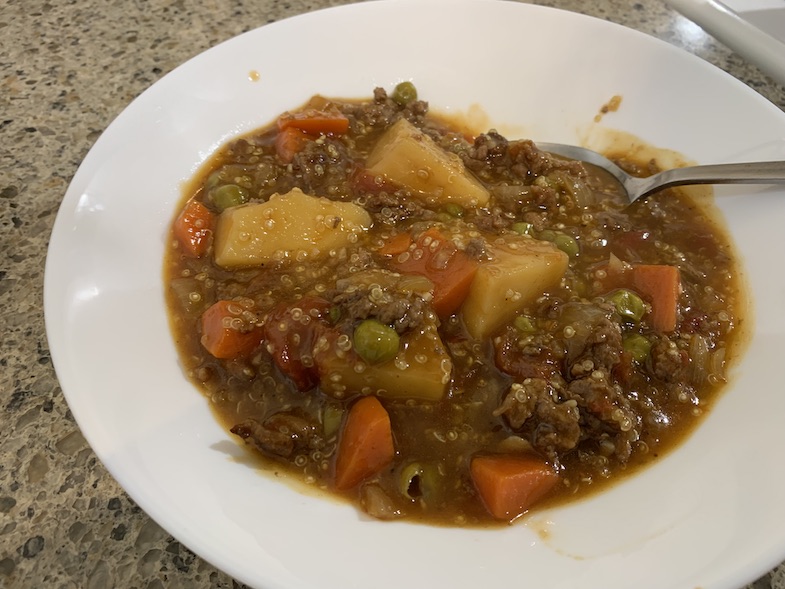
[462,238,568,339]
[366,118,490,207]
[316,320,452,402]
[213,188,372,268]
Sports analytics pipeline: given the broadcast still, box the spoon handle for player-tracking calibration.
[641,161,785,196]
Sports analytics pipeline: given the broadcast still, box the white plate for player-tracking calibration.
[43,1,785,588]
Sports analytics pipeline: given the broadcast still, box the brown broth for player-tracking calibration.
[164,87,747,526]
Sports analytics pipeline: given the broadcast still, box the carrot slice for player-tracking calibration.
[200,300,264,360]
[275,126,310,164]
[594,259,681,332]
[377,232,413,256]
[334,396,394,490]
[470,454,559,520]
[277,109,350,135]
[275,110,351,162]
[631,264,681,332]
[173,199,215,258]
[388,228,478,318]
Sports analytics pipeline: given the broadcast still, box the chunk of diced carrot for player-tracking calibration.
[173,199,215,258]
[334,396,394,490]
[388,228,478,318]
[631,264,681,332]
[277,110,350,135]
[470,454,559,520]
[274,126,310,164]
[377,232,413,257]
[200,300,264,360]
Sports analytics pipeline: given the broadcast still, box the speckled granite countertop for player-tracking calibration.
[1,0,784,587]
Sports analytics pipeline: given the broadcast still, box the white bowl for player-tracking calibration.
[44,1,785,588]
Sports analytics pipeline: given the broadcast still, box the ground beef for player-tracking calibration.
[522,211,548,231]
[567,373,637,461]
[463,237,486,259]
[464,135,586,182]
[471,207,514,232]
[222,135,271,164]
[531,400,582,456]
[495,378,544,427]
[494,302,638,464]
[362,189,434,226]
[463,133,533,183]
[343,87,429,131]
[231,411,324,458]
[494,326,564,382]
[559,302,623,376]
[495,368,638,463]
[567,373,631,425]
[466,131,512,171]
[490,184,559,218]
[329,284,430,334]
[290,137,352,197]
[650,336,689,382]
[569,318,623,377]
[494,378,581,458]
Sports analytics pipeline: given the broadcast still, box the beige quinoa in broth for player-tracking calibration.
[164,83,745,525]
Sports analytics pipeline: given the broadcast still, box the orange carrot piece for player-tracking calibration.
[377,232,413,256]
[594,258,681,332]
[631,264,681,332]
[470,454,559,520]
[275,126,310,164]
[173,200,215,258]
[334,396,394,490]
[388,228,478,318]
[431,252,477,318]
[200,300,264,360]
[275,110,350,163]
[277,109,350,135]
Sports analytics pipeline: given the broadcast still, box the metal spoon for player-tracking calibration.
[536,142,785,204]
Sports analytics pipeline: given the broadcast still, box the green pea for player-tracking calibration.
[623,333,652,363]
[211,184,249,211]
[398,461,441,502]
[443,203,465,218]
[322,405,344,438]
[538,229,557,242]
[205,170,223,190]
[514,315,536,333]
[435,212,454,223]
[353,319,400,365]
[609,288,646,323]
[511,222,534,236]
[399,462,424,500]
[553,233,579,258]
[391,81,417,106]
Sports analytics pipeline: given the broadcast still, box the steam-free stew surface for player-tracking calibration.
[165,85,743,525]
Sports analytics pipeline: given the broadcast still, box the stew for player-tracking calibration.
[164,84,745,525]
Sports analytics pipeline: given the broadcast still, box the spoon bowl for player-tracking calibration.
[536,142,785,204]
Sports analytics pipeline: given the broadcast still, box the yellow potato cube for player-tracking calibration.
[213,188,372,268]
[366,118,490,207]
[462,238,569,339]
[317,321,452,402]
